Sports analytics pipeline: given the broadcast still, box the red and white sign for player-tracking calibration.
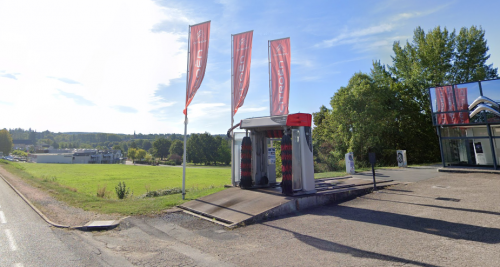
[435,86,469,125]
[269,38,290,116]
[232,31,253,116]
[183,21,210,115]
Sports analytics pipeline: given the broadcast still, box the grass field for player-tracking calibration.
[0,161,231,215]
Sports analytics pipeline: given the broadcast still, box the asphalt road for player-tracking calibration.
[0,176,130,267]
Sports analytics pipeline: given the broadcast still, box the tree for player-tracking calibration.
[128,148,137,164]
[0,129,13,155]
[215,136,231,165]
[153,138,171,160]
[112,144,122,151]
[187,134,203,164]
[169,140,184,157]
[142,140,152,151]
[129,140,138,149]
[451,26,499,83]
[136,149,146,161]
[199,133,217,165]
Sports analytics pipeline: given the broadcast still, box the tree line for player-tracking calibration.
[127,132,231,166]
[313,26,498,171]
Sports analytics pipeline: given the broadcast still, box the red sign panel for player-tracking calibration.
[435,86,469,125]
[183,21,210,115]
[269,38,290,116]
[232,31,253,116]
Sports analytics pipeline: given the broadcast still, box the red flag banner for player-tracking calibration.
[454,87,469,124]
[183,21,210,115]
[435,86,469,125]
[232,31,253,116]
[269,38,290,116]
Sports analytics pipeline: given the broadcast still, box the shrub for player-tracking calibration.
[97,184,109,198]
[165,160,176,166]
[168,154,182,165]
[139,187,184,198]
[115,181,130,199]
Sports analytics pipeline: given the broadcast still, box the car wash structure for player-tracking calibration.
[230,113,316,196]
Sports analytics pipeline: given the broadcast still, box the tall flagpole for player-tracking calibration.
[182,25,191,200]
[230,34,235,186]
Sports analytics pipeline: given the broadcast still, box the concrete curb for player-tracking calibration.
[0,172,70,228]
[438,167,500,174]
[0,172,125,231]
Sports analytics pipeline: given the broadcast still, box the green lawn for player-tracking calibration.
[0,161,230,215]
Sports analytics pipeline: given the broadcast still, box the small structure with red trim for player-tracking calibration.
[231,113,316,196]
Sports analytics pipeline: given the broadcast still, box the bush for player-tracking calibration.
[168,154,182,165]
[139,187,184,198]
[165,160,177,166]
[115,181,130,199]
[97,184,109,198]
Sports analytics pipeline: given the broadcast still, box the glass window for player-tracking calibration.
[442,138,493,167]
[491,126,500,137]
[480,79,500,103]
[429,87,437,113]
[441,127,467,137]
[454,82,481,108]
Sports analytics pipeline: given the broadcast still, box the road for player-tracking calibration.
[0,176,131,267]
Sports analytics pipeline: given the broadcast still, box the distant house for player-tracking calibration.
[12,140,34,151]
[28,149,123,164]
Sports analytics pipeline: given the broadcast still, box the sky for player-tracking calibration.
[1,0,499,135]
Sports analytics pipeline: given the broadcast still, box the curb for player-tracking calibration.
[0,172,70,228]
[438,167,500,174]
[0,172,125,231]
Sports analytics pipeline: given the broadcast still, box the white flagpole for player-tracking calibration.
[182,25,191,200]
[231,34,235,186]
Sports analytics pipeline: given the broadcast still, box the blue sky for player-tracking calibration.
[1,0,499,135]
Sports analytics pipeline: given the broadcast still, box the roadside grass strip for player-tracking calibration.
[0,161,230,215]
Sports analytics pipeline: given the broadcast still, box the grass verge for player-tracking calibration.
[0,160,230,215]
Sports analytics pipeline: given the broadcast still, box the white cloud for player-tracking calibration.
[0,0,190,133]
[316,24,394,48]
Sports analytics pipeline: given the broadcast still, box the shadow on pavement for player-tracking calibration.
[323,206,500,244]
[263,224,439,267]
[361,197,500,217]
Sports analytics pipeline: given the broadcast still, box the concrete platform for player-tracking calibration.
[178,177,397,227]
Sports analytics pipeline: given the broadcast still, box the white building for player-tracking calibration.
[28,149,122,164]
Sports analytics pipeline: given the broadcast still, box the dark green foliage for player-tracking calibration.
[169,140,184,157]
[153,138,171,160]
[0,129,13,155]
[115,181,130,199]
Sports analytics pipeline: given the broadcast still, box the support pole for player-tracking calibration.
[182,114,188,200]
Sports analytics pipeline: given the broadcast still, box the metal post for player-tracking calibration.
[372,164,376,190]
[182,114,188,199]
[437,126,446,167]
[231,34,235,186]
[182,25,191,200]
[487,124,497,169]
[268,40,272,116]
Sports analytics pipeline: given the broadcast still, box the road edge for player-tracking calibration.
[0,172,70,228]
